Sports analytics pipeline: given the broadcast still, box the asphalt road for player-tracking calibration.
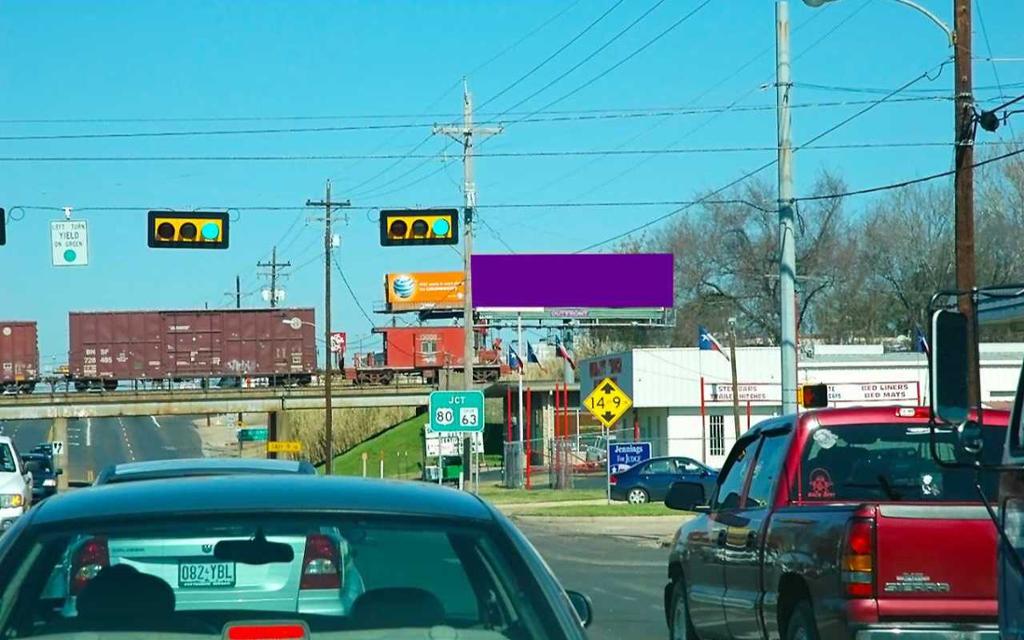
[518,521,668,640]
[0,415,203,481]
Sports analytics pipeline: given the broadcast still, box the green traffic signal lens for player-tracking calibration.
[200,222,220,240]
[411,219,429,236]
[180,222,198,240]
[156,222,175,240]
[431,218,450,236]
[388,220,408,237]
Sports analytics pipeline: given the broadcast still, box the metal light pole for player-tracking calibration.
[777,0,798,414]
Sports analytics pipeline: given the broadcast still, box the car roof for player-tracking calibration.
[97,457,312,482]
[21,453,48,461]
[0,436,13,445]
[30,475,494,525]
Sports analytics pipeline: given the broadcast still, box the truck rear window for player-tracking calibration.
[796,423,1003,502]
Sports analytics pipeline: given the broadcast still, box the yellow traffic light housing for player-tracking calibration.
[379,209,459,246]
[148,211,229,249]
[801,383,829,409]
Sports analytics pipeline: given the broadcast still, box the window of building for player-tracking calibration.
[709,415,725,457]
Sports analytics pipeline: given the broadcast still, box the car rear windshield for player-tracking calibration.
[0,445,17,474]
[795,423,1003,502]
[0,514,562,639]
[24,460,50,475]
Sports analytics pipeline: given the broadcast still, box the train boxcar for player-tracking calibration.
[0,321,39,394]
[349,326,502,385]
[69,308,316,390]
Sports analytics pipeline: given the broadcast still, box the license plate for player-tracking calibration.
[178,561,236,588]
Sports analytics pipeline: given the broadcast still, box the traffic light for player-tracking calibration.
[148,211,229,249]
[379,209,459,247]
[800,383,829,409]
[0,208,5,246]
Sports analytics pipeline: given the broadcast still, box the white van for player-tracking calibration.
[0,436,32,531]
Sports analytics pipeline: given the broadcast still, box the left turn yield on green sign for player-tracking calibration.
[50,219,88,267]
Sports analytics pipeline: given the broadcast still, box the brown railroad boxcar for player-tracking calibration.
[69,308,315,390]
[0,321,39,393]
[349,326,502,385]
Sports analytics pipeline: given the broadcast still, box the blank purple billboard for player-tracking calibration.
[471,253,674,308]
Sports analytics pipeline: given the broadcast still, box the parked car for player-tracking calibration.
[610,456,716,504]
[0,436,31,531]
[0,475,593,637]
[93,457,317,485]
[21,453,60,501]
[664,406,1007,640]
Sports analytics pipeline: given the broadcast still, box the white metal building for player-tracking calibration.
[580,343,1024,469]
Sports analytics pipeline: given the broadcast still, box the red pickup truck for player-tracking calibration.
[664,405,1007,640]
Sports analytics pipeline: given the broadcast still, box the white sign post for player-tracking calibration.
[50,220,89,267]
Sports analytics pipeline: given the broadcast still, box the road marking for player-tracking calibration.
[151,416,161,429]
[86,418,92,447]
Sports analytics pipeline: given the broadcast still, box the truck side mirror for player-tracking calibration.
[958,420,984,458]
[665,481,706,511]
[931,310,970,424]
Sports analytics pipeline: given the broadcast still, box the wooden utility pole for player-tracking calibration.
[257,246,291,308]
[953,0,979,405]
[306,181,351,474]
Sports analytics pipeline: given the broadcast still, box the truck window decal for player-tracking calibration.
[807,468,835,499]
[812,428,839,450]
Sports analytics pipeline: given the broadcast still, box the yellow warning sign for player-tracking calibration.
[267,441,302,454]
[583,377,633,429]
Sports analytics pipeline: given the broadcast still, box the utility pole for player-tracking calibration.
[728,318,742,440]
[257,246,291,308]
[436,80,502,492]
[776,0,798,415]
[953,0,979,404]
[235,276,241,309]
[306,180,351,475]
[436,79,503,391]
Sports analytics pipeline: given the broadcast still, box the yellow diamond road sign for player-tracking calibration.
[583,377,633,429]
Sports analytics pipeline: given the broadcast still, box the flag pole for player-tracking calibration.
[517,312,525,488]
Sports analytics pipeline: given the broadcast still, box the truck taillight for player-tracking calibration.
[609,475,617,485]
[842,518,875,598]
[300,534,340,590]
[71,537,109,595]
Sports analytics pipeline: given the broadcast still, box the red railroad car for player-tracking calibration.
[349,326,502,385]
[68,308,316,390]
[0,321,39,394]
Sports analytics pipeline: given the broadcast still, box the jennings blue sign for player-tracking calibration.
[608,442,651,475]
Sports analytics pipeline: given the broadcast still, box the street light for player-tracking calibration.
[802,0,953,44]
[803,0,980,404]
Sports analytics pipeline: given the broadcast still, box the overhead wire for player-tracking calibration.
[975,0,1014,136]
[575,58,952,252]
[475,0,625,112]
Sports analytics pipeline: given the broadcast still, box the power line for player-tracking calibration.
[0,139,987,162]
[794,145,1024,202]
[576,59,950,251]
[491,0,673,118]
[504,0,714,120]
[333,255,375,327]
[476,0,626,112]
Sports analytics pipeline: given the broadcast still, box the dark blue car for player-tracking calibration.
[610,456,717,504]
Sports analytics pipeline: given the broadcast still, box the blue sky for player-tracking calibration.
[0,0,1021,365]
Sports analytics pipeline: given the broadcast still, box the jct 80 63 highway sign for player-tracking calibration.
[429,390,485,433]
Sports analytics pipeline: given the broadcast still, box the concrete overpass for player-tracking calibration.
[0,385,435,420]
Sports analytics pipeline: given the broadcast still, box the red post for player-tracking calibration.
[633,412,640,441]
[699,376,707,465]
[526,388,532,490]
[505,386,512,445]
[555,383,562,439]
[563,383,570,439]
[746,400,752,431]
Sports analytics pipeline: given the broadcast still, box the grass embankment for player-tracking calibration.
[476,485,606,504]
[325,412,427,477]
[514,502,678,517]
